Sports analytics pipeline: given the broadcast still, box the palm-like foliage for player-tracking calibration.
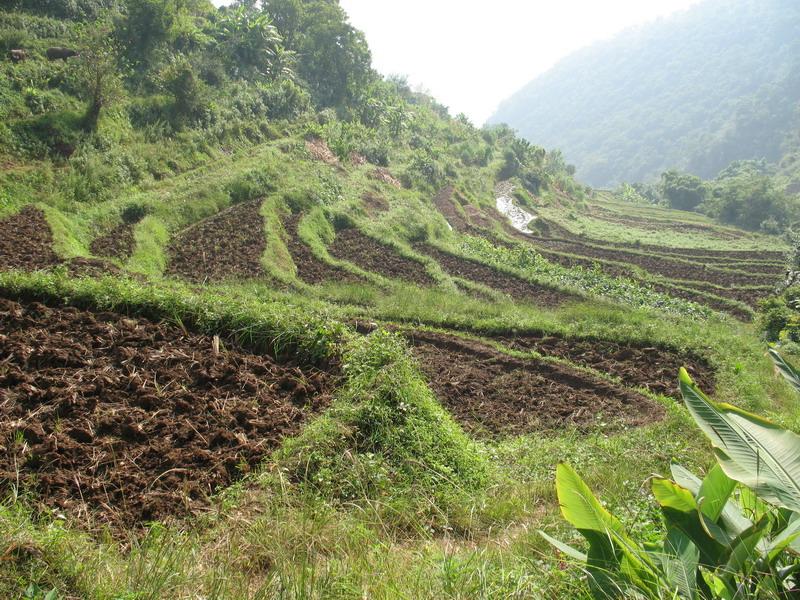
[544,352,800,599]
[215,6,283,79]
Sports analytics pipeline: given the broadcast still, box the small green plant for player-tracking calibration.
[545,352,800,599]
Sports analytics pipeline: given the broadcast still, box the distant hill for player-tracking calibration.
[488,0,800,188]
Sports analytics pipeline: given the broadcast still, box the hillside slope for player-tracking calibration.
[0,2,796,598]
[489,0,800,187]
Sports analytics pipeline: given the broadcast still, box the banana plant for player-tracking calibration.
[543,352,800,599]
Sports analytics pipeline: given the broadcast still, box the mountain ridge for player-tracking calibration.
[489,0,800,187]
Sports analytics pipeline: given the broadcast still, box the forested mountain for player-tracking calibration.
[489,0,800,188]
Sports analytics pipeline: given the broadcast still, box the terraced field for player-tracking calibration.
[0,128,791,598]
[427,186,786,319]
[0,297,333,530]
[3,4,797,598]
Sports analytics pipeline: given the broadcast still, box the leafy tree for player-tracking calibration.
[118,0,212,72]
[71,19,125,130]
[707,172,790,231]
[8,0,121,20]
[214,5,284,79]
[161,55,209,124]
[265,0,375,107]
[660,170,707,211]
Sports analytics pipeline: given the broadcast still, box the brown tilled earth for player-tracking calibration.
[431,187,502,236]
[362,192,389,216]
[496,333,714,399]
[0,206,60,271]
[0,298,334,530]
[306,138,339,166]
[523,237,777,288]
[433,186,467,231]
[418,244,578,307]
[0,207,118,277]
[91,223,136,261]
[527,217,785,262]
[371,167,402,188]
[168,200,266,283]
[406,331,664,436]
[284,214,363,285]
[329,228,434,286]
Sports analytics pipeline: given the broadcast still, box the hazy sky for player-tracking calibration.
[214,0,702,124]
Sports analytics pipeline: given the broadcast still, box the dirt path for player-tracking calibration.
[406,331,663,436]
[329,228,434,286]
[168,200,266,283]
[0,298,334,530]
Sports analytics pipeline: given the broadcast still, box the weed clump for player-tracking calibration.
[278,330,490,532]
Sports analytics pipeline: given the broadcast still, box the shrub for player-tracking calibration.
[225,167,277,204]
[546,358,800,599]
[278,330,490,530]
[8,0,120,20]
[358,137,390,166]
[162,57,210,126]
[121,203,150,224]
[260,79,310,120]
[0,28,29,53]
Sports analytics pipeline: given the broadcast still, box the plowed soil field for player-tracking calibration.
[91,223,136,261]
[329,229,434,286]
[285,215,363,285]
[418,244,579,307]
[168,200,266,283]
[0,298,334,529]
[0,206,60,271]
[496,333,714,399]
[406,331,663,436]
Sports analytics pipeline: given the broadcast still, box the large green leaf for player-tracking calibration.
[697,464,736,523]
[556,464,662,595]
[767,513,800,561]
[556,463,628,536]
[584,530,625,600]
[652,478,697,513]
[720,517,770,589]
[659,528,700,600]
[653,475,733,568]
[670,464,751,535]
[679,369,800,512]
[539,530,587,562]
[671,464,702,494]
[769,349,800,394]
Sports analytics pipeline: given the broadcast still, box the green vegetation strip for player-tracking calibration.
[456,236,712,317]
